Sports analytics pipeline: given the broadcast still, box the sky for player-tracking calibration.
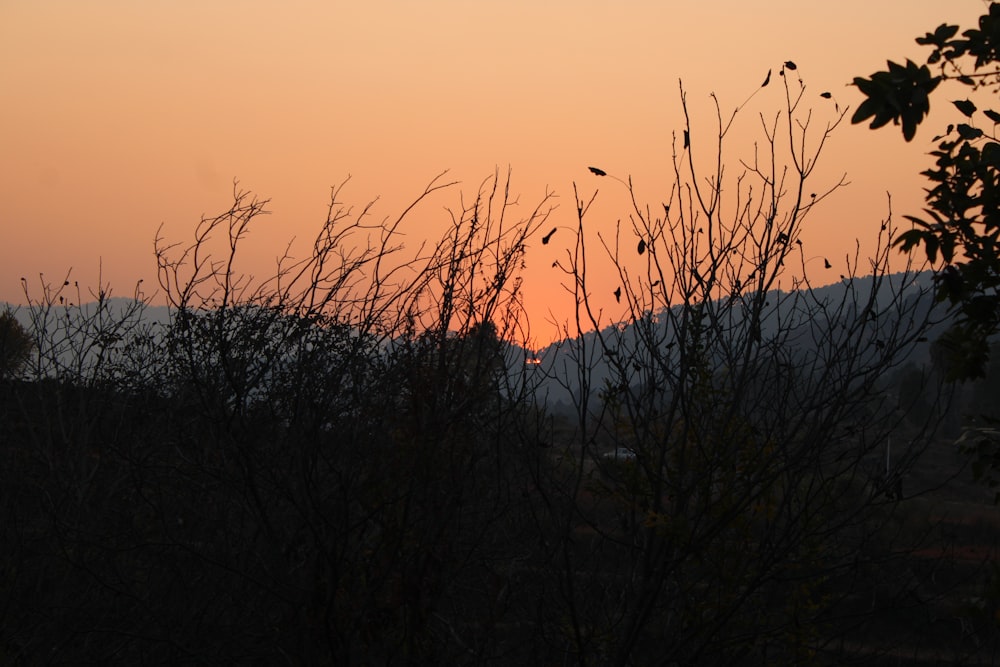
[0,1,992,346]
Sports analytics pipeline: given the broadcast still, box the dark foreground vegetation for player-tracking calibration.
[3,68,1000,665]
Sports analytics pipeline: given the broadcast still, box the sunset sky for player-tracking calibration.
[0,1,991,345]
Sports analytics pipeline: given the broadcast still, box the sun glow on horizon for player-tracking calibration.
[0,1,987,345]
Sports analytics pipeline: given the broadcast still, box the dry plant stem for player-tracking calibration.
[547,75,942,666]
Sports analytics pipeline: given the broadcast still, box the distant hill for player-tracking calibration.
[519,271,952,412]
[4,297,173,332]
[3,272,954,412]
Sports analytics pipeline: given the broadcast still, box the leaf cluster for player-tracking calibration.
[852,59,939,141]
[854,3,1000,377]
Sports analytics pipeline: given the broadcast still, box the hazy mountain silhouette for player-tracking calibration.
[522,271,950,413]
[3,272,951,413]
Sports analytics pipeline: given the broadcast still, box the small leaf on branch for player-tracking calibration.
[957,124,984,140]
[953,99,977,117]
[917,23,959,46]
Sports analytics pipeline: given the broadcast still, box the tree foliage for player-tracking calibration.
[853,2,1000,377]
[0,308,32,379]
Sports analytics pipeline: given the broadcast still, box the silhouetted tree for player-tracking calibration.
[0,308,32,379]
[853,2,1000,378]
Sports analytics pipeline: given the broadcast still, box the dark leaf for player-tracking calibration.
[851,97,882,125]
[957,124,984,140]
[820,91,832,99]
[784,60,797,70]
[637,239,646,255]
[938,23,959,39]
[953,99,977,117]
[896,228,929,255]
[683,130,690,149]
[925,236,940,264]
[852,75,879,97]
[941,234,956,263]
[984,109,1000,124]
[761,69,771,87]
[917,23,959,46]
[588,166,607,176]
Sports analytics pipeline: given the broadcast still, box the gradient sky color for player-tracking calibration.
[0,1,990,345]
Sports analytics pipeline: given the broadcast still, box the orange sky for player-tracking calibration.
[0,1,990,345]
